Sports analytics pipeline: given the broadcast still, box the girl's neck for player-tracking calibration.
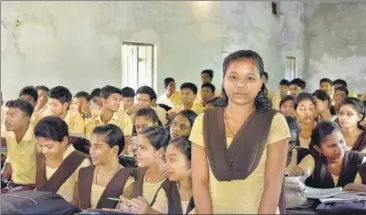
[178,176,192,191]
[98,158,120,174]
[319,109,333,121]
[342,126,363,139]
[146,161,166,183]
[226,102,255,120]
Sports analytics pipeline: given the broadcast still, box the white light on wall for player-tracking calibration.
[191,1,214,20]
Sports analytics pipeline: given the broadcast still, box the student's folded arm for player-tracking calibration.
[258,138,289,214]
[192,143,213,214]
[343,183,366,192]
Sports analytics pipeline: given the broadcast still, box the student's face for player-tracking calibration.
[279,85,289,97]
[314,97,328,114]
[137,94,152,108]
[122,97,134,110]
[334,90,347,107]
[102,93,121,112]
[201,87,214,103]
[167,82,176,94]
[37,90,48,107]
[92,96,103,108]
[49,98,68,117]
[135,134,163,168]
[165,144,191,182]
[280,100,295,117]
[296,99,316,124]
[338,104,362,129]
[288,129,299,153]
[135,116,155,134]
[181,89,196,105]
[19,95,36,107]
[289,84,301,97]
[170,114,192,139]
[333,84,343,90]
[73,97,89,114]
[90,134,118,166]
[320,82,333,96]
[223,59,263,106]
[4,108,29,131]
[201,73,212,84]
[318,132,345,164]
[36,137,67,161]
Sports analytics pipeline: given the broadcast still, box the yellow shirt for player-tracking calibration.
[158,92,182,107]
[85,111,133,140]
[169,103,204,116]
[63,111,85,135]
[5,125,38,185]
[298,154,363,184]
[90,176,134,209]
[36,104,51,118]
[30,111,43,128]
[1,106,5,126]
[196,88,221,104]
[152,183,196,214]
[45,145,91,202]
[268,90,275,101]
[189,113,291,214]
[143,179,166,205]
[153,106,168,126]
[272,95,281,110]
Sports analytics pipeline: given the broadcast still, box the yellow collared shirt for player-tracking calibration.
[63,111,85,135]
[6,125,38,185]
[85,111,133,140]
[272,95,282,110]
[158,92,182,107]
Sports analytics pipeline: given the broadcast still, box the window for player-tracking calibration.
[285,57,297,80]
[122,42,155,91]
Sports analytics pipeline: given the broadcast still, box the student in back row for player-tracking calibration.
[85,85,133,140]
[1,99,38,193]
[272,79,290,110]
[169,83,204,118]
[73,91,99,120]
[158,77,182,108]
[34,85,51,116]
[48,86,85,135]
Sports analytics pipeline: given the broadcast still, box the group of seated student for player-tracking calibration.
[271,76,366,193]
[0,79,204,214]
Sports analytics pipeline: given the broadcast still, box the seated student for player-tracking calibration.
[90,88,103,110]
[158,78,182,108]
[285,116,300,167]
[197,83,216,107]
[170,110,197,139]
[279,95,296,118]
[1,99,38,193]
[85,85,133,140]
[120,87,136,112]
[272,79,290,110]
[120,137,195,214]
[338,98,366,153]
[204,97,220,110]
[73,91,95,120]
[197,69,220,100]
[333,79,358,99]
[18,86,43,127]
[168,83,204,118]
[295,93,317,147]
[34,116,90,204]
[77,124,135,210]
[35,85,51,116]
[124,108,162,157]
[334,86,349,114]
[123,126,169,206]
[289,78,306,98]
[128,86,168,126]
[49,86,85,135]
[313,90,336,122]
[289,121,366,192]
[263,71,275,100]
[319,78,334,99]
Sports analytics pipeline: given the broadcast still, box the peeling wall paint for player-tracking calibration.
[1,1,282,101]
[304,2,366,93]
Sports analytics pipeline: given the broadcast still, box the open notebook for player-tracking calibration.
[303,187,342,199]
[319,191,366,203]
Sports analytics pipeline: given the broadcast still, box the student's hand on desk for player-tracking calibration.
[288,166,306,177]
[122,196,150,214]
[167,111,177,118]
[1,162,12,181]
